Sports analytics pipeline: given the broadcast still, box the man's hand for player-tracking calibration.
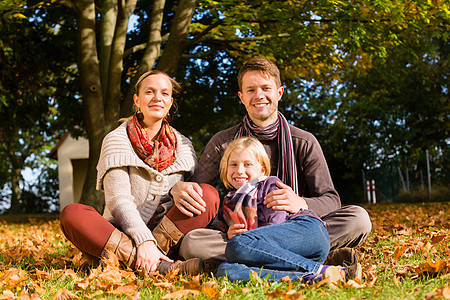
[227,223,247,239]
[263,180,308,213]
[135,240,172,273]
[170,181,206,217]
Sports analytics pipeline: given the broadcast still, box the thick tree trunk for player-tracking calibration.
[156,0,196,75]
[75,0,107,213]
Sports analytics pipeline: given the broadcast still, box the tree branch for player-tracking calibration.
[200,33,290,44]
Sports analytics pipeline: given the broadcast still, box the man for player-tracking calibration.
[171,57,371,265]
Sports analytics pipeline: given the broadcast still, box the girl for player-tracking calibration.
[216,137,361,287]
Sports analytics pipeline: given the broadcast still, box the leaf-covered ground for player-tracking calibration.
[0,202,448,299]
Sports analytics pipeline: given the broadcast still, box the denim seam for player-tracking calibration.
[233,231,326,274]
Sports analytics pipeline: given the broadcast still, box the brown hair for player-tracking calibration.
[219,137,271,190]
[237,57,281,91]
[135,70,181,95]
[120,70,180,122]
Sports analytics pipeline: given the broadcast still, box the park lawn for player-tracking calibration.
[0,202,448,299]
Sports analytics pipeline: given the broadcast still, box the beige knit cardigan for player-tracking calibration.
[96,122,197,246]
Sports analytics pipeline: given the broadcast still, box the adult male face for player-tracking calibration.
[238,70,284,127]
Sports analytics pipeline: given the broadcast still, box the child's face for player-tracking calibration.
[226,147,265,189]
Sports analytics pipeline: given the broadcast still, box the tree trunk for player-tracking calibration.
[75,0,107,213]
[156,0,196,75]
[8,163,22,214]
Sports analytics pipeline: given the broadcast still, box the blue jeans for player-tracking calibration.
[217,216,330,281]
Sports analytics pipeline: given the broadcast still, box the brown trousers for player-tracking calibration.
[60,183,220,258]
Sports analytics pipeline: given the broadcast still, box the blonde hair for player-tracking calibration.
[219,137,271,189]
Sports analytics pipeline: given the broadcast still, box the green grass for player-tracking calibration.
[0,202,448,299]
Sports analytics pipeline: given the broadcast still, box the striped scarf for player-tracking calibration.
[127,114,176,171]
[223,177,263,231]
[235,112,298,194]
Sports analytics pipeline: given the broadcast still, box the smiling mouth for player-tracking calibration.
[253,103,268,108]
[233,178,248,183]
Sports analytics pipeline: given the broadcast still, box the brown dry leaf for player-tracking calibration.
[32,269,52,281]
[201,281,219,298]
[109,283,138,296]
[431,235,446,244]
[422,285,450,300]
[415,258,448,275]
[97,268,123,284]
[161,289,201,299]
[153,281,174,288]
[17,292,42,299]
[182,275,200,290]
[345,279,366,289]
[52,289,79,300]
[250,269,260,281]
[28,279,46,294]
[0,268,27,289]
[286,290,304,299]
[393,245,406,261]
[265,288,286,298]
[0,290,15,299]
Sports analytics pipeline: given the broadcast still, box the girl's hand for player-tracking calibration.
[135,240,173,273]
[227,223,247,239]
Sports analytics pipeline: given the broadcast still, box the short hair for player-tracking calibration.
[219,137,271,189]
[135,70,181,96]
[237,57,281,91]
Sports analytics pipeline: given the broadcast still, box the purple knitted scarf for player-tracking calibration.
[235,112,298,194]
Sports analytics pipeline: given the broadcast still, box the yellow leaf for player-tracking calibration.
[12,13,27,19]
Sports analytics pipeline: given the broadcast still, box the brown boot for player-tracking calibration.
[152,215,183,255]
[103,229,137,269]
[157,258,203,275]
[324,247,358,266]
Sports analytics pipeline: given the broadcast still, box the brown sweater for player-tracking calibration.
[190,123,340,217]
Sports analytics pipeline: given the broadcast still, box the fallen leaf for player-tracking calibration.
[393,245,406,261]
[161,289,201,299]
[431,235,446,244]
[200,281,219,298]
[422,285,450,299]
[52,289,79,300]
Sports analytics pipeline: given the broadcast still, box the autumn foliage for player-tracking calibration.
[0,202,449,299]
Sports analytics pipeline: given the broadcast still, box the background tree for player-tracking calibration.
[0,5,77,213]
[6,0,448,211]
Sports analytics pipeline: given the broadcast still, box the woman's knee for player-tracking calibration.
[199,183,220,214]
[60,203,88,227]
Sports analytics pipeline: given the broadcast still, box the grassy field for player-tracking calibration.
[0,202,448,299]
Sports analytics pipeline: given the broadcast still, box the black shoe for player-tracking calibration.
[324,247,358,266]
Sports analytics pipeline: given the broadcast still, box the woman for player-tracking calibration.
[60,70,220,275]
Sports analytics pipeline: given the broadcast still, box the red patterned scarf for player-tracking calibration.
[127,114,176,171]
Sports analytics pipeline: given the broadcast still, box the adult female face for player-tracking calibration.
[133,73,174,128]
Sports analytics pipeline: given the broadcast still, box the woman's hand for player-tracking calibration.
[170,181,206,217]
[263,180,308,213]
[135,241,173,273]
[227,223,247,239]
